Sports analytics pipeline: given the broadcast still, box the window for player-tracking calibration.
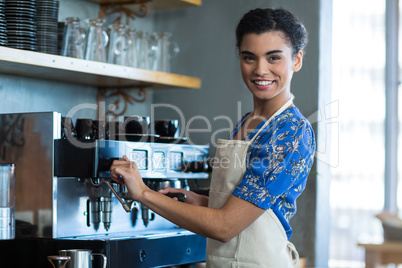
[330,0,386,267]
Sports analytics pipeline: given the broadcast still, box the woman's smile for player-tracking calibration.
[253,79,275,89]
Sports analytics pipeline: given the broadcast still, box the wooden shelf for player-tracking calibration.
[86,0,201,10]
[0,46,201,90]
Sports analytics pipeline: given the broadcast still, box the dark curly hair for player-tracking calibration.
[235,8,308,57]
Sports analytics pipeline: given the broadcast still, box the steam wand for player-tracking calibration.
[90,178,132,212]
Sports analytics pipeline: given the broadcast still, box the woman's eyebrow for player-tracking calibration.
[240,51,255,55]
[265,50,283,55]
[240,50,283,55]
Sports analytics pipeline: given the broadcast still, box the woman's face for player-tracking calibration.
[239,31,303,103]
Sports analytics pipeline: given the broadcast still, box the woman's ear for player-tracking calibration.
[293,50,303,72]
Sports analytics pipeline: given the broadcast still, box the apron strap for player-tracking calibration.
[248,95,294,144]
[287,241,300,264]
[239,94,294,171]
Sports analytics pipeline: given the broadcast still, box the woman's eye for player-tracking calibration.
[243,56,255,61]
[269,55,280,61]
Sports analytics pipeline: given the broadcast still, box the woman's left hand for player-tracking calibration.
[109,155,148,201]
[158,187,209,207]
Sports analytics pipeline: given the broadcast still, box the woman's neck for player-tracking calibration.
[251,92,292,119]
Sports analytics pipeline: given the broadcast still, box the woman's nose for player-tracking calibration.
[254,60,268,76]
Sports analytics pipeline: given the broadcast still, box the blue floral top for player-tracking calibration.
[231,106,316,239]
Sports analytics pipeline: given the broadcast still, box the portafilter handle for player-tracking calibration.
[165,193,186,202]
[90,178,132,212]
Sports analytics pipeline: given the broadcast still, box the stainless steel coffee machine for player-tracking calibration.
[0,111,210,267]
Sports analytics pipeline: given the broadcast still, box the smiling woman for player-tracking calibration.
[110,8,316,268]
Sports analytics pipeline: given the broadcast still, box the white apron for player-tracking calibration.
[206,98,299,268]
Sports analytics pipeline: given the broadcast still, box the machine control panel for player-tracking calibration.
[54,139,210,179]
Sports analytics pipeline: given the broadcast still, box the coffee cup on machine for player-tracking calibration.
[124,116,151,135]
[154,119,179,137]
[75,119,95,141]
[61,117,77,140]
[59,249,107,268]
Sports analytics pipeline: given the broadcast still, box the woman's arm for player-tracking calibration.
[110,157,265,243]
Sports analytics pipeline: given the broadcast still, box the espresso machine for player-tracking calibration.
[0,111,210,267]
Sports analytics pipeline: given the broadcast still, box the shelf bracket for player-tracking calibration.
[97,87,148,120]
[99,1,150,24]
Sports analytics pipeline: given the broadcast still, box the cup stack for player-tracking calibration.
[5,0,38,51]
[36,0,59,54]
[0,0,7,46]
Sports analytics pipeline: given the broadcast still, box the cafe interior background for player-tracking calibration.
[1,0,402,267]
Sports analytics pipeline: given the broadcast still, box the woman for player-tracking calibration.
[110,7,316,267]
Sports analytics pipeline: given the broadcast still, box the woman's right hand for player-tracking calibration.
[159,187,209,207]
[110,155,149,201]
